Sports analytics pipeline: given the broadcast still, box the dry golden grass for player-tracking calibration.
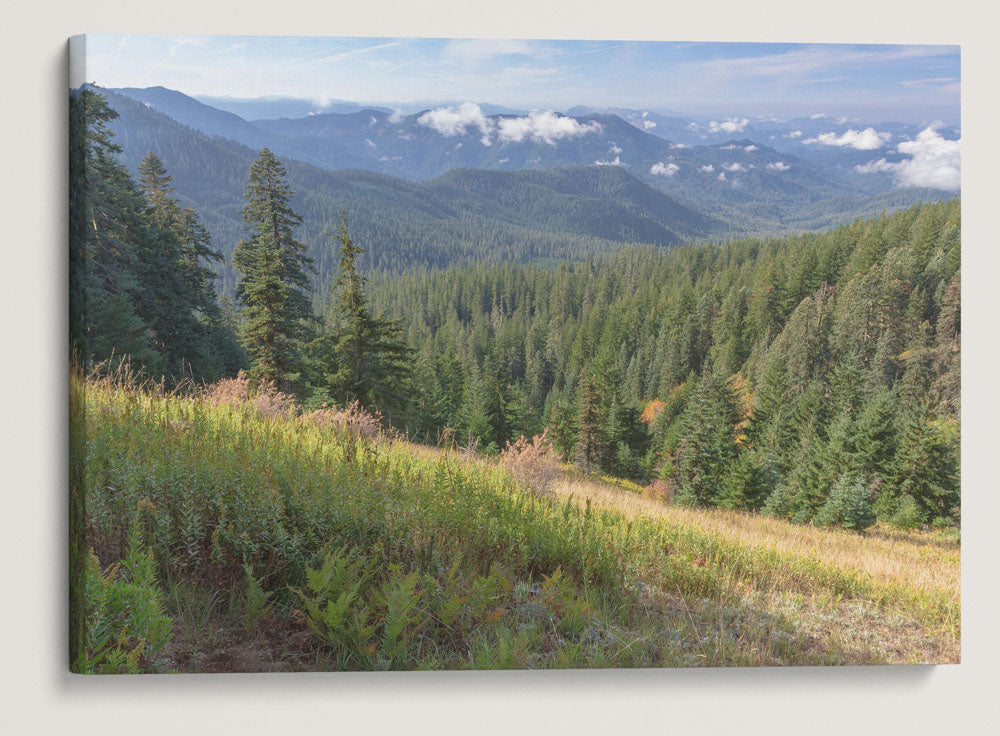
[546,474,960,664]
[551,476,959,601]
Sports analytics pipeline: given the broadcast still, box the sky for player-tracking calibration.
[78,35,961,124]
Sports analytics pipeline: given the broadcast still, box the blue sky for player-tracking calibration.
[80,35,960,124]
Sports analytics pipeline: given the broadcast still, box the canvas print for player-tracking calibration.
[68,35,961,673]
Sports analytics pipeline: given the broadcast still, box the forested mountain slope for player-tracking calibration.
[367,199,960,528]
[101,88,721,293]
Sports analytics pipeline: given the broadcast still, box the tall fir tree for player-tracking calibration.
[137,151,228,380]
[232,148,315,394]
[314,215,412,417]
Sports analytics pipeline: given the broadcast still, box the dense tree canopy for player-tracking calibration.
[69,88,242,383]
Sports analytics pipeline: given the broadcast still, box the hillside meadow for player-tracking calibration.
[70,372,959,673]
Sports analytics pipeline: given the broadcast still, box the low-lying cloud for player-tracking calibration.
[854,125,960,191]
[418,104,603,147]
[803,127,892,150]
[498,110,602,145]
[418,102,493,145]
[650,162,679,177]
[707,117,749,134]
[766,161,790,171]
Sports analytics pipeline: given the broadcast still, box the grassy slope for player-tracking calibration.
[76,379,959,672]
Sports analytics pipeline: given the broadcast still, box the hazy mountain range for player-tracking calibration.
[95,84,956,291]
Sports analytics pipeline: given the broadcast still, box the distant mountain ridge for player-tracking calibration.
[108,86,949,227]
[98,85,951,292]
[99,88,722,296]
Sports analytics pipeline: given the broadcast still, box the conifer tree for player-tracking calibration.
[549,397,579,462]
[574,373,605,473]
[890,407,960,524]
[233,148,315,394]
[136,152,227,380]
[674,373,739,507]
[458,365,496,452]
[317,214,413,416]
[71,88,162,372]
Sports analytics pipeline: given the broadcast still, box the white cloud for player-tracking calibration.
[497,157,510,164]
[854,125,960,191]
[364,138,376,148]
[650,162,679,177]
[609,143,623,154]
[669,143,687,149]
[699,164,715,173]
[766,161,790,171]
[900,77,959,88]
[388,109,403,124]
[643,120,657,130]
[454,142,462,149]
[744,144,758,152]
[368,116,377,127]
[707,117,749,134]
[786,130,803,139]
[854,159,896,174]
[723,162,746,172]
[719,143,737,150]
[803,127,892,150]
[442,39,539,64]
[717,172,727,181]
[418,102,494,139]
[497,110,602,145]
[810,113,829,120]
[594,156,623,166]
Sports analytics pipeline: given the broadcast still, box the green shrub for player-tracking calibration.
[888,495,925,531]
[814,474,876,532]
[762,483,795,519]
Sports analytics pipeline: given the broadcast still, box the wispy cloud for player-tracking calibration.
[900,77,959,88]
[693,45,951,82]
[297,41,405,68]
[166,37,204,60]
[112,35,131,62]
[442,39,542,65]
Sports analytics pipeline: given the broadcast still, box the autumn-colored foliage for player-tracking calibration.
[640,399,666,425]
